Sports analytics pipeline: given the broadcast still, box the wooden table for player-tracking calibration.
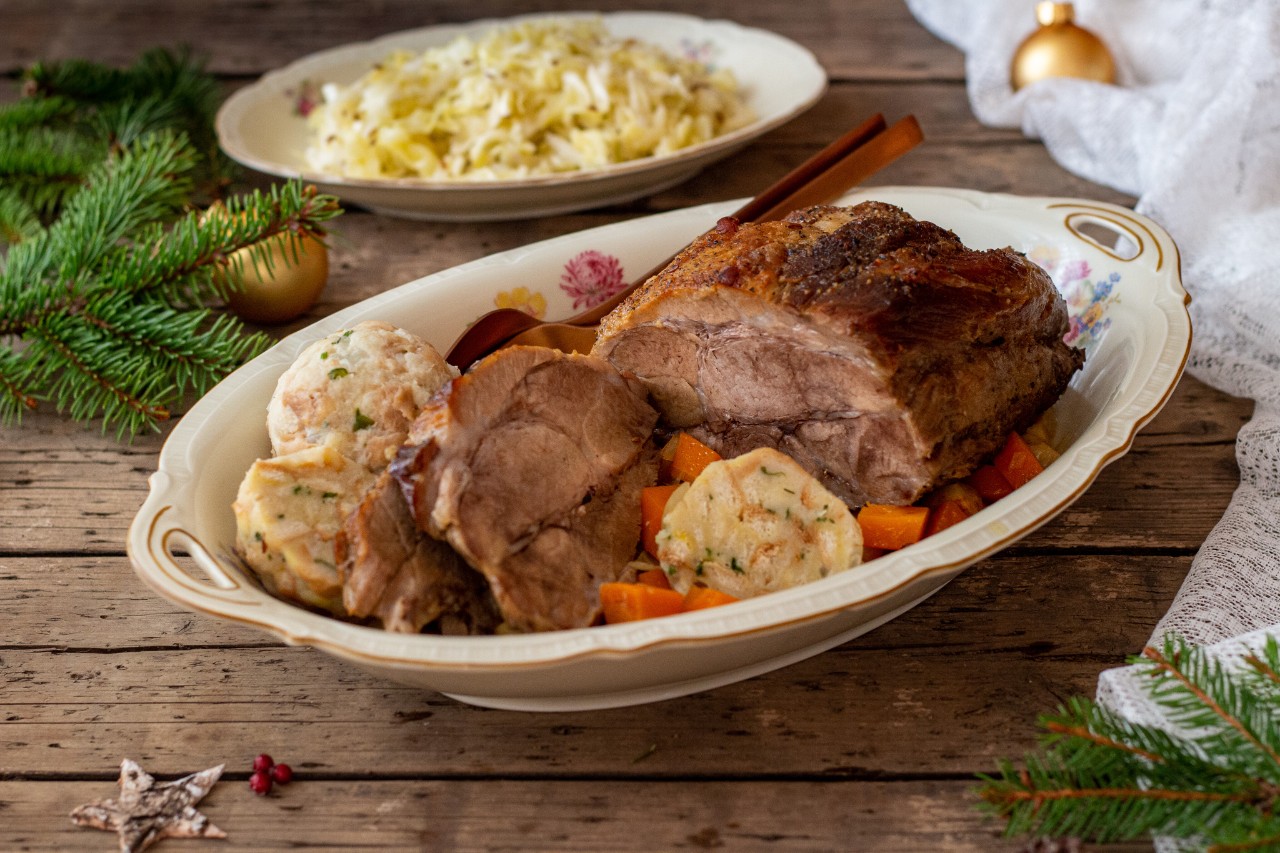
[1,2,1251,850]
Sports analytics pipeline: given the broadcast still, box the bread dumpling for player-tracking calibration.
[656,447,862,599]
[233,445,376,615]
[267,320,457,471]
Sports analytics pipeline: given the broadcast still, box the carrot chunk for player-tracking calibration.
[640,483,681,558]
[993,431,1045,489]
[682,585,740,611]
[966,465,1014,502]
[925,499,971,537]
[637,568,673,590]
[857,504,930,551]
[664,432,722,483]
[599,582,685,624]
[924,482,985,517]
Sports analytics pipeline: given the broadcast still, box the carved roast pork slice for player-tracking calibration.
[593,201,1084,507]
[336,470,500,635]
[390,346,659,632]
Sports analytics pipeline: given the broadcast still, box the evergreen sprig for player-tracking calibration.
[0,49,343,439]
[979,634,1280,851]
[21,47,231,198]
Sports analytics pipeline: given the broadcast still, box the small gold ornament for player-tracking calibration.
[1011,2,1116,91]
[206,202,331,325]
[224,228,330,325]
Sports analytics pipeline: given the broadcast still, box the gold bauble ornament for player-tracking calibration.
[206,202,331,324]
[1011,2,1116,91]
[223,230,329,325]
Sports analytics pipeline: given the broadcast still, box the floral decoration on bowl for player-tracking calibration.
[1031,247,1121,354]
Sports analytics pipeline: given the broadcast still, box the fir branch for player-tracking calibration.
[0,346,39,423]
[0,166,337,436]
[10,47,235,214]
[0,122,98,217]
[56,130,197,286]
[1,129,197,330]
[0,95,77,132]
[23,311,177,438]
[0,48,343,438]
[979,634,1280,849]
[0,187,44,246]
[1145,637,1280,778]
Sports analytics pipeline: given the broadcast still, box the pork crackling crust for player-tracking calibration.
[593,201,1085,507]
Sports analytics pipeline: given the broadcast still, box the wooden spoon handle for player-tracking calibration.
[571,114,923,325]
[739,115,923,223]
[731,112,888,223]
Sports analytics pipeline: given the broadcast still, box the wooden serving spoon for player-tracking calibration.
[445,114,924,369]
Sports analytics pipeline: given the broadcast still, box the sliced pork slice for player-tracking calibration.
[390,346,659,632]
[336,470,500,635]
[593,201,1084,507]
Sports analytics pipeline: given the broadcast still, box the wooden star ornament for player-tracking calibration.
[71,759,226,852]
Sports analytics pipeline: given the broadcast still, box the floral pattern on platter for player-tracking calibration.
[285,79,321,118]
[1029,246,1120,353]
[678,38,718,67]
[493,286,547,319]
[558,250,627,310]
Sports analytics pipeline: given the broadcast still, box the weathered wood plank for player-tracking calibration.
[0,778,1157,853]
[0,651,1103,776]
[0,545,1184,778]
[0,550,1185,653]
[2,0,965,82]
[0,539,1190,653]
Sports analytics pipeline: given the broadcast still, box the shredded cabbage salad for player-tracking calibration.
[304,18,756,181]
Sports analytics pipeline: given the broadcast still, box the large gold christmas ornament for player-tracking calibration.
[1011,2,1117,91]
[224,229,329,324]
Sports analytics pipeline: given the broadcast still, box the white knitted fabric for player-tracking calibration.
[906,1,1280,845]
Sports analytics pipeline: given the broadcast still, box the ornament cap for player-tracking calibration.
[1036,2,1075,27]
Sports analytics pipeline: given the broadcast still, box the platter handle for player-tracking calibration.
[127,478,274,625]
[1051,201,1171,275]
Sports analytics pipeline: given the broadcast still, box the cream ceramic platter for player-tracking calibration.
[128,187,1190,711]
[215,12,827,221]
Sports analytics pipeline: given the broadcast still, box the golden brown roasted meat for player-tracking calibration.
[390,346,660,632]
[593,201,1084,506]
[336,470,500,635]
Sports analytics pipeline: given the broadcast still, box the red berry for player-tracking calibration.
[249,770,273,796]
[252,753,274,773]
[270,763,293,785]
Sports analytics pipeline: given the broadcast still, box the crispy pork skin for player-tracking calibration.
[593,201,1084,506]
[336,470,500,635]
[390,346,659,632]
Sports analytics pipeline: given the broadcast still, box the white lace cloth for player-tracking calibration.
[905,0,1280,844]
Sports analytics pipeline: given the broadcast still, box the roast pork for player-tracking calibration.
[390,346,659,632]
[336,470,500,635]
[592,201,1084,506]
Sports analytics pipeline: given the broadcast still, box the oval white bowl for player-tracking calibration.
[128,186,1190,711]
[215,12,828,221]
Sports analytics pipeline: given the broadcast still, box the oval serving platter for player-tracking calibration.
[215,11,827,222]
[128,186,1190,711]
